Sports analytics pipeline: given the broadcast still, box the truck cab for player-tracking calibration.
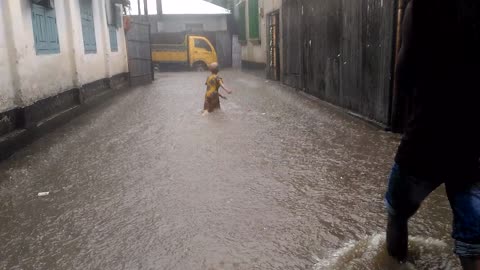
[151,35,218,71]
[188,36,217,70]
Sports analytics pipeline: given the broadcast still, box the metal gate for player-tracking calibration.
[282,0,395,125]
[126,21,153,86]
[267,11,280,81]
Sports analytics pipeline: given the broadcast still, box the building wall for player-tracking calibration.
[156,15,227,33]
[11,0,77,108]
[0,0,128,113]
[137,15,228,33]
[0,2,15,112]
[240,0,282,70]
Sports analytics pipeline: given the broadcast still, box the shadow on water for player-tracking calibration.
[314,234,460,270]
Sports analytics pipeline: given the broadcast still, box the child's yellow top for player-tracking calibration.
[205,74,223,97]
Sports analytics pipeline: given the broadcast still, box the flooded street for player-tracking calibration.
[0,71,458,269]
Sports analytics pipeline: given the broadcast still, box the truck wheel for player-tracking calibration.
[193,62,207,72]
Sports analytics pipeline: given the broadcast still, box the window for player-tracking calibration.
[80,0,96,54]
[32,3,60,55]
[194,39,212,52]
[108,25,118,52]
[248,0,260,40]
[236,1,247,42]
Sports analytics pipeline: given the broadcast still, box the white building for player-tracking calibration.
[0,0,128,136]
[235,0,282,80]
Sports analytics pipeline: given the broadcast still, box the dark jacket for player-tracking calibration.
[395,0,480,182]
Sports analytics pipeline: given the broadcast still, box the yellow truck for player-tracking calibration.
[152,35,218,71]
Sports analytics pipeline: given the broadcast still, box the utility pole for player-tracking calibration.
[137,0,141,15]
[143,0,148,16]
[156,0,162,15]
[143,0,152,81]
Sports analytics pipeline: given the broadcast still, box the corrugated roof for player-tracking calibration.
[162,0,230,14]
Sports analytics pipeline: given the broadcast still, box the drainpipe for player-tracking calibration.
[390,0,407,132]
[65,0,81,89]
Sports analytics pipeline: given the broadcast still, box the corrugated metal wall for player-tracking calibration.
[282,0,396,125]
[281,0,302,89]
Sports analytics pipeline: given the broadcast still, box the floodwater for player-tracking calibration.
[0,71,459,269]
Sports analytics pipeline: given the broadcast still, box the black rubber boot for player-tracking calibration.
[386,214,409,263]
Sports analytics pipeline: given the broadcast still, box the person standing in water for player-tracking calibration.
[385,0,480,269]
[202,62,232,116]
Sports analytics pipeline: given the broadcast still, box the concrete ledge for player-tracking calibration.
[24,89,81,129]
[109,73,130,90]
[241,60,266,71]
[347,111,389,131]
[80,79,109,103]
[282,75,301,90]
[0,108,23,137]
[297,90,390,131]
[0,73,129,161]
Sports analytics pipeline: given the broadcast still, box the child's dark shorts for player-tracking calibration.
[204,92,220,112]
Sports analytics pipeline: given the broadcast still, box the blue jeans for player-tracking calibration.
[385,163,480,257]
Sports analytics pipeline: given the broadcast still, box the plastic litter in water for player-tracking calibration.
[37,192,50,197]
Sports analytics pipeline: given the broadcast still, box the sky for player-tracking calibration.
[129,0,230,15]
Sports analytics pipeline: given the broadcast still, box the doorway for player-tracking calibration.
[267,11,280,81]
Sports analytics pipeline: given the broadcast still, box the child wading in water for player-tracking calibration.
[202,63,232,116]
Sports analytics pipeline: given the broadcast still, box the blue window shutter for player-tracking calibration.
[80,0,97,53]
[45,9,59,51]
[32,5,47,51]
[32,3,60,54]
[108,25,118,52]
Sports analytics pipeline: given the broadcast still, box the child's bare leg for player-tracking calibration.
[202,110,209,116]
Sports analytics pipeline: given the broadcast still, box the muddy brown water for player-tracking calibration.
[0,71,458,269]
